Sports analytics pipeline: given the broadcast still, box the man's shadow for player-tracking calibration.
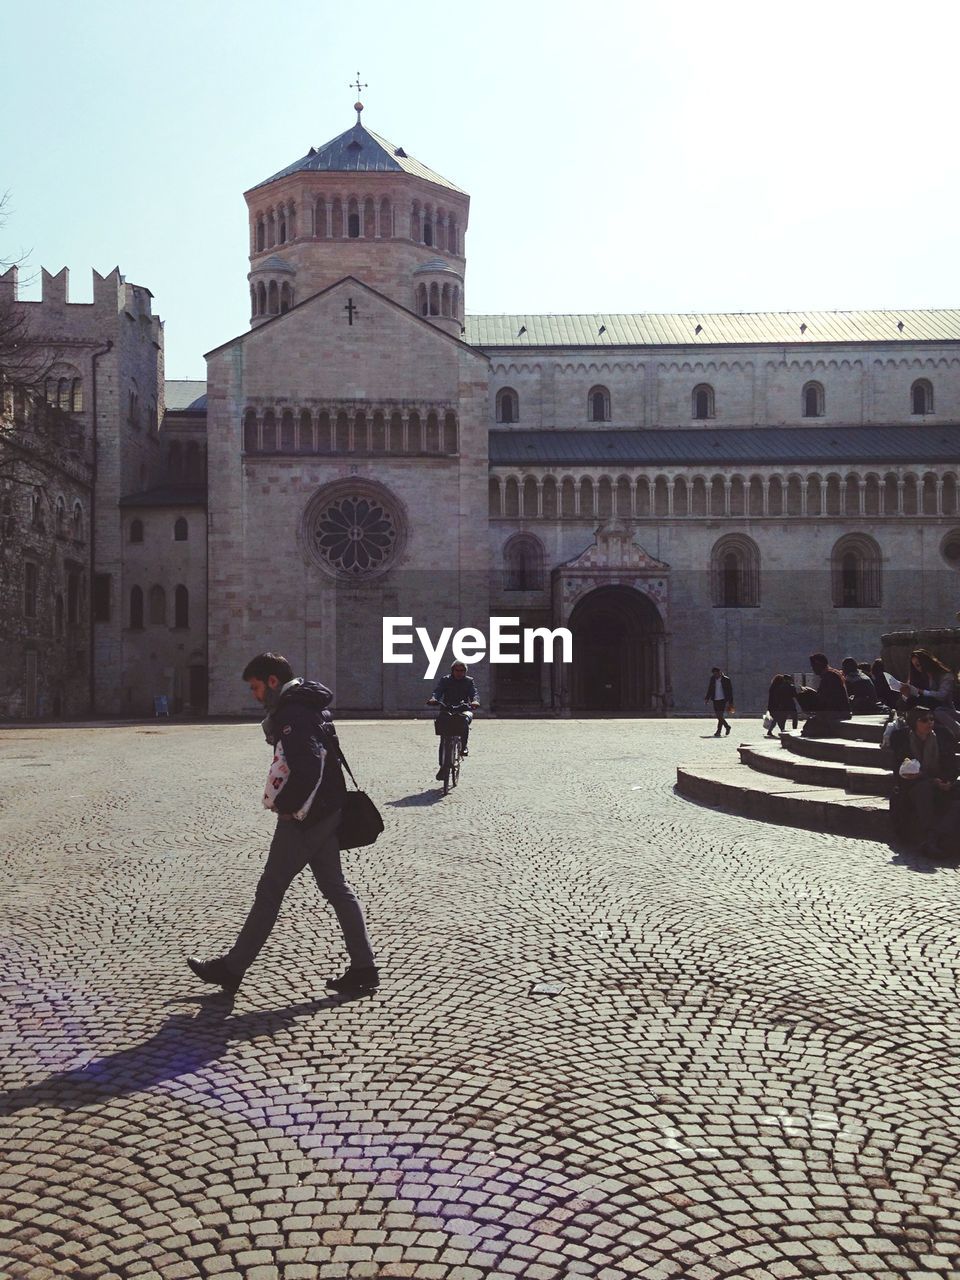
[0,993,360,1119]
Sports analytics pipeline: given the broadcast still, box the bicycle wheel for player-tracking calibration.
[441,737,454,795]
[450,737,461,789]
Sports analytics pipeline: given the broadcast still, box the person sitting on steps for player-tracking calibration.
[797,653,851,738]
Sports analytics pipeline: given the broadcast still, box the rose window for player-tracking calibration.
[311,494,398,576]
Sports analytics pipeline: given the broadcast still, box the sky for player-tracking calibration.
[3,0,959,379]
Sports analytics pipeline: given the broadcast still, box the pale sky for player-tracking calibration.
[3,0,958,379]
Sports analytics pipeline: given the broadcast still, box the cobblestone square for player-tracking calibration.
[1,719,959,1280]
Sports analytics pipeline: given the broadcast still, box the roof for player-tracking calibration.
[466,309,960,349]
[489,424,960,469]
[164,380,207,412]
[119,485,207,508]
[252,121,465,194]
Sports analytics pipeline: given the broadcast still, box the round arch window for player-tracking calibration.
[301,480,406,579]
[941,531,960,567]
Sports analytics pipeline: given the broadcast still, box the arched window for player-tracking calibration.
[802,381,824,417]
[256,217,265,251]
[588,386,610,422]
[429,283,440,316]
[504,533,545,591]
[56,495,66,533]
[832,534,881,607]
[278,207,287,243]
[379,198,391,237]
[243,410,258,453]
[31,488,44,529]
[256,281,266,316]
[149,584,166,625]
[268,281,279,314]
[693,384,715,420]
[130,585,144,630]
[71,379,83,413]
[416,283,428,316]
[497,387,520,424]
[148,584,166,626]
[280,283,293,313]
[912,378,933,415]
[174,517,188,542]
[347,203,361,238]
[72,501,83,541]
[411,202,421,243]
[174,585,189,629]
[711,534,760,607]
[130,518,144,543]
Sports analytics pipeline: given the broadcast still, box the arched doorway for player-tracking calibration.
[568,585,665,713]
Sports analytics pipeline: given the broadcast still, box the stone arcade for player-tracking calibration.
[4,105,960,718]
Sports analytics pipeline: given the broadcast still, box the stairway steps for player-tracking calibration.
[779,729,891,769]
[676,764,890,840]
[738,743,893,796]
[677,715,895,840]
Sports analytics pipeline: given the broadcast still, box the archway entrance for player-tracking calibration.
[568,585,665,714]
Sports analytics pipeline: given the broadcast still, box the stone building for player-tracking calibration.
[5,106,960,719]
[0,265,165,719]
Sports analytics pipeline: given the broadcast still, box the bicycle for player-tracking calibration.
[430,699,475,795]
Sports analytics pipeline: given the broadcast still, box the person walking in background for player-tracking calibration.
[704,667,733,737]
[186,652,379,999]
[766,674,799,737]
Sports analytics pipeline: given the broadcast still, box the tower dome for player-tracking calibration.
[243,115,469,325]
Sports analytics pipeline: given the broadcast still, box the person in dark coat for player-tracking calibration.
[186,652,378,998]
[870,659,897,709]
[704,667,733,736]
[841,657,881,715]
[798,653,851,738]
[766,674,799,736]
[889,705,960,851]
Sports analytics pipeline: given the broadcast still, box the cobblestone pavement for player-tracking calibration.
[1,719,959,1280]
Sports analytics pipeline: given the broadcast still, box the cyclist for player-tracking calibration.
[428,661,480,780]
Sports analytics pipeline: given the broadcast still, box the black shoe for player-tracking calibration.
[187,955,242,995]
[325,966,380,996]
[724,725,731,735]
[713,731,721,737]
[435,769,444,780]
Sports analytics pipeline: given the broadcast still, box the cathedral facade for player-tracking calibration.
[4,109,960,719]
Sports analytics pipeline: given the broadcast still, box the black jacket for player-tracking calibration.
[432,673,479,706]
[267,679,347,821]
[889,724,958,785]
[704,674,733,704]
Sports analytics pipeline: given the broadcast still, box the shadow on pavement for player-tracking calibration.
[386,790,447,807]
[0,993,363,1118]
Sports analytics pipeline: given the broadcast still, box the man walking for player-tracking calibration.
[704,666,733,736]
[187,653,378,997]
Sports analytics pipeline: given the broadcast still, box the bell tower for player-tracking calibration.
[244,95,468,339]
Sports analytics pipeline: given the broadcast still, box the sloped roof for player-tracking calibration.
[489,424,960,468]
[164,380,207,412]
[467,309,960,348]
[252,121,465,194]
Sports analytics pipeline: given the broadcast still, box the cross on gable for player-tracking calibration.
[344,297,359,325]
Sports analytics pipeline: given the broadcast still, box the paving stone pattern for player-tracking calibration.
[1,720,959,1280]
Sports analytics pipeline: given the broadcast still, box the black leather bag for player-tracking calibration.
[336,747,384,850]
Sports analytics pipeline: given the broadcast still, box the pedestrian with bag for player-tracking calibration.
[186,652,379,997]
[704,666,734,736]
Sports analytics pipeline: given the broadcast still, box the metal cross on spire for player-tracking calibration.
[350,72,368,122]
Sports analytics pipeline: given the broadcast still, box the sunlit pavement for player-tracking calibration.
[2,719,959,1280]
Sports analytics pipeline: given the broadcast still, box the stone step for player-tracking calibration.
[676,762,890,840]
[833,716,889,744]
[779,729,891,769]
[739,743,892,796]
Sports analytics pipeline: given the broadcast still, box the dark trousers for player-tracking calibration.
[712,699,730,733]
[774,713,798,732]
[437,722,470,767]
[225,808,375,974]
